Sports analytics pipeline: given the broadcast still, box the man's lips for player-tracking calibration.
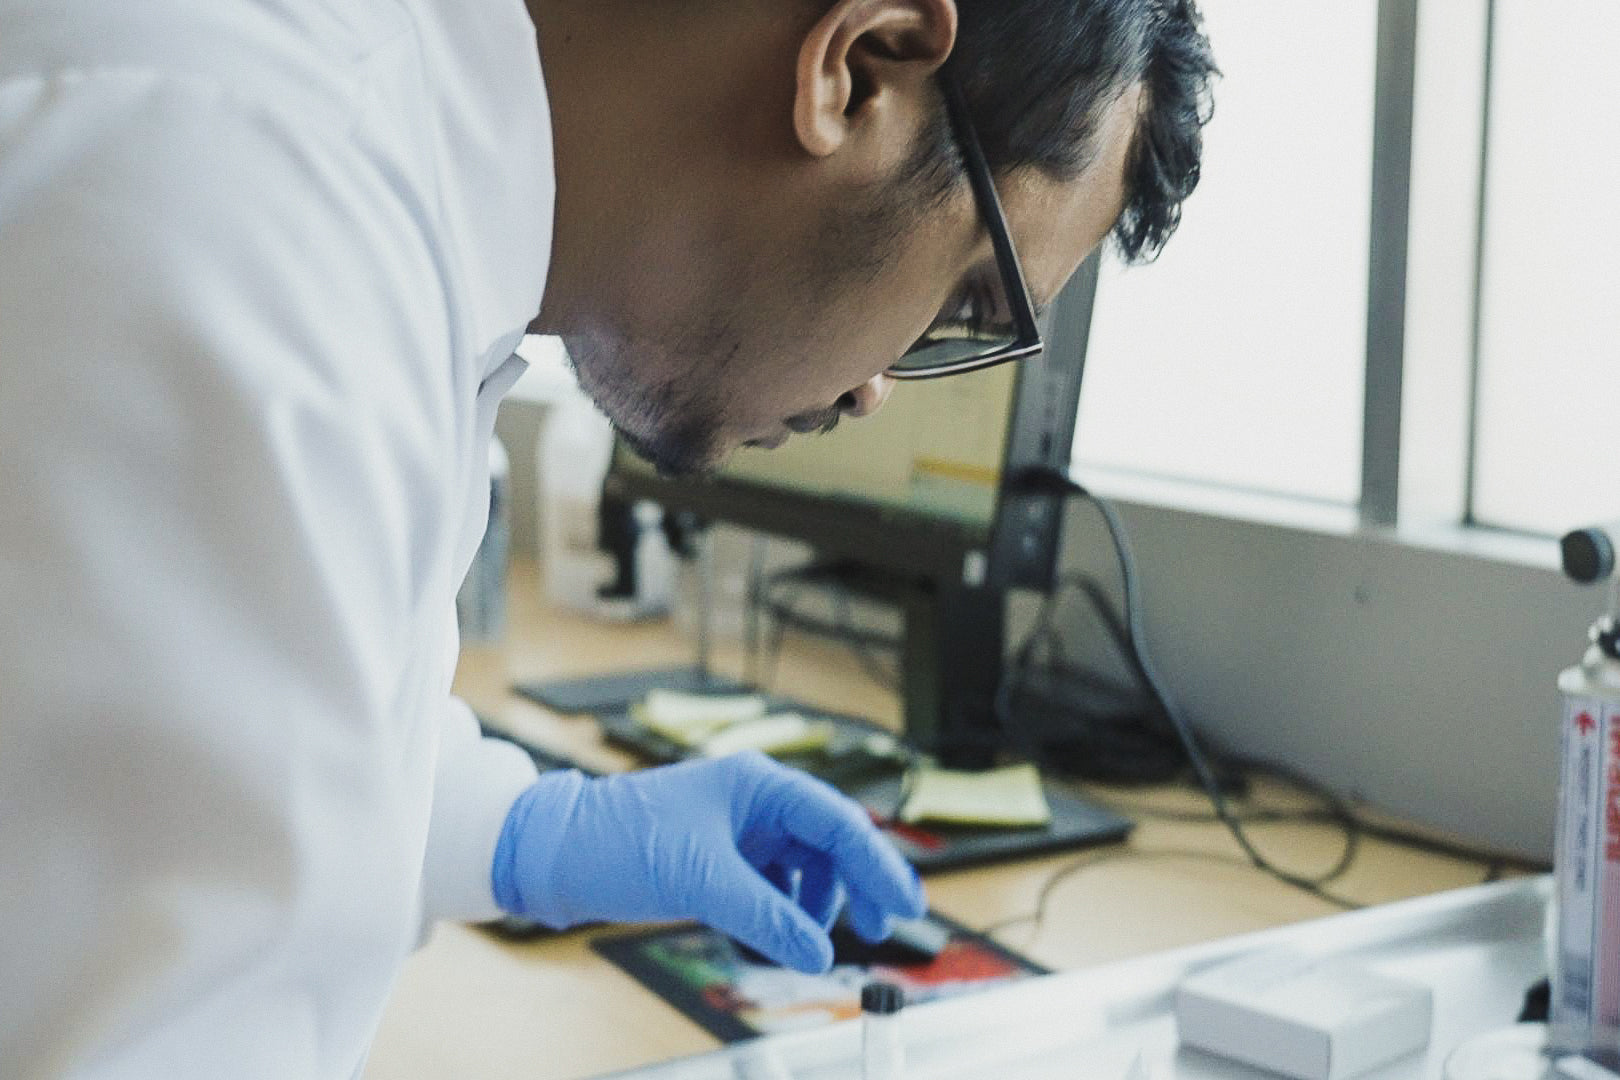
[784,406,843,436]
[745,405,843,451]
[743,431,790,450]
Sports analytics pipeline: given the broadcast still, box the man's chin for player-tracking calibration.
[559,332,735,478]
[616,423,725,480]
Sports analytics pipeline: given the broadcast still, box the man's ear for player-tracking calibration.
[794,0,957,160]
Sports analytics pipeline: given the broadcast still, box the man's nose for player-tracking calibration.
[839,375,894,419]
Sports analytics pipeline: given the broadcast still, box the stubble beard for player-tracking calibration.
[562,328,732,479]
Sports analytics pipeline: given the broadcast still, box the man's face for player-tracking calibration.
[545,3,1141,477]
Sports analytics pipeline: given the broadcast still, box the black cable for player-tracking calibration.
[1022,571,1141,679]
[984,833,1526,951]
[848,640,904,694]
[1032,663,1547,875]
[1076,577,1138,669]
[1087,488,1365,904]
[1350,820,1548,874]
[1186,755,1549,873]
[1078,764,1547,879]
[760,599,902,653]
[754,564,906,695]
[1013,661,1188,781]
[981,847,1356,950]
[982,819,1530,951]
[743,536,770,687]
[1097,802,1344,826]
[1009,468,1364,908]
[763,600,902,693]
[999,562,1195,784]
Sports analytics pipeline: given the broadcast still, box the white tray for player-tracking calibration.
[597,877,1553,1080]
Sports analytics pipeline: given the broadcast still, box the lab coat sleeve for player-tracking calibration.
[421,694,539,925]
[0,72,480,1070]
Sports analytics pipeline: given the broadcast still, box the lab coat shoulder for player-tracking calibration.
[0,73,466,1076]
[0,0,418,137]
[0,68,462,608]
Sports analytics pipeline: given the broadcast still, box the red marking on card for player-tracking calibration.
[866,807,947,852]
[1579,711,1598,735]
[882,820,947,852]
[898,942,1020,986]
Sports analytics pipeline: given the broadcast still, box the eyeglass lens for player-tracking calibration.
[891,264,1019,374]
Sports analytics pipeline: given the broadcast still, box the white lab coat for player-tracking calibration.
[0,0,554,1075]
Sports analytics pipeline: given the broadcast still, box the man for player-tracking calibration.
[0,0,1214,1075]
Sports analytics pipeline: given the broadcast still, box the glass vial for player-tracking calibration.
[861,981,905,1080]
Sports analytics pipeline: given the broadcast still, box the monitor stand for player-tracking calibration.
[750,561,1013,768]
[897,575,1010,769]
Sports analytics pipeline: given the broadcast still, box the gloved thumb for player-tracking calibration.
[705,851,835,974]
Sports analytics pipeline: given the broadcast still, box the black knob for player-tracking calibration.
[861,981,905,1015]
[1598,617,1620,662]
[1562,528,1616,585]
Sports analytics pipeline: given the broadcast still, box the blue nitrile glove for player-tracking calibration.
[490,751,927,974]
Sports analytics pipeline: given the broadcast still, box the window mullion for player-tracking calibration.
[1360,0,1421,528]
[1460,0,1497,528]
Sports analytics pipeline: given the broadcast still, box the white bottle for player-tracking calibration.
[1550,524,1620,1062]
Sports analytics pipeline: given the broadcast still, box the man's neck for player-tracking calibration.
[525,0,635,336]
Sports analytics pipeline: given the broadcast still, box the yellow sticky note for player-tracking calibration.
[900,763,1052,827]
[700,713,835,758]
[634,691,768,747]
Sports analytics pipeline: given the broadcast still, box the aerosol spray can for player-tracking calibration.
[1551,522,1620,1065]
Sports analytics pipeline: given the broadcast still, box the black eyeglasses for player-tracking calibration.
[887,73,1045,380]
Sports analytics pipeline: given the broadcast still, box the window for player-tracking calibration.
[1075,0,1379,506]
[1469,0,1620,534]
[1072,1,1617,539]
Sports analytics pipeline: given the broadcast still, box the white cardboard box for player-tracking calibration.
[1175,951,1433,1080]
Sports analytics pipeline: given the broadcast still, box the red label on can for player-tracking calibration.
[1606,727,1620,862]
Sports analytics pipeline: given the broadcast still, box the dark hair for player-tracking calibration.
[939,0,1217,263]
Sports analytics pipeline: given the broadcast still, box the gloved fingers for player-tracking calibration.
[762,842,843,929]
[844,891,896,944]
[792,847,846,929]
[705,851,835,975]
[755,764,926,922]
